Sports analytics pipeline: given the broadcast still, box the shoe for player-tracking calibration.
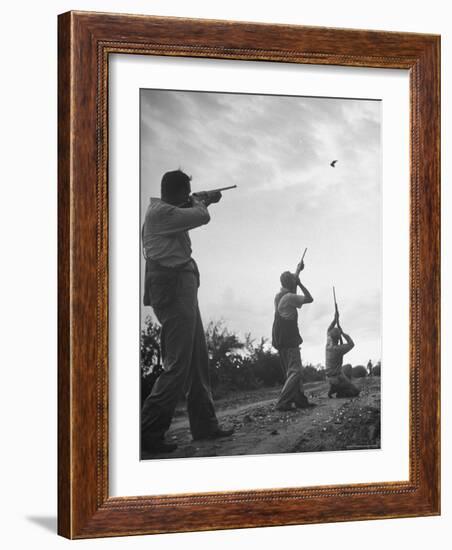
[142,439,178,454]
[295,394,316,409]
[193,426,234,441]
[298,401,317,409]
[276,402,297,412]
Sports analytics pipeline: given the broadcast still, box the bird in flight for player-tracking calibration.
[330,160,338,168]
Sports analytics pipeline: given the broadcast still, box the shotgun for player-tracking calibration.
[295,248,307,277]
[192,184,237,198]
[333,286,344,344]
[180,185,237,207]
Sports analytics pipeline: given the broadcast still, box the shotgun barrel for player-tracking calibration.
[301,247,308,262]
[192,185,237,196]
[179,185,237,207]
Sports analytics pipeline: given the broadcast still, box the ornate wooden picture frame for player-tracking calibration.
[58,11,440,539]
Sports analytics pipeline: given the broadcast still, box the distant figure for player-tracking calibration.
[325,311,360,398]
[272,260,315,410]
[367,359,373,377]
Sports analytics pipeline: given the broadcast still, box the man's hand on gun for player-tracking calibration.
[188,185,236,208]
[333,306,345,343]
[296,260,305,275]
[192,190,222,206]
[295,249,307,282]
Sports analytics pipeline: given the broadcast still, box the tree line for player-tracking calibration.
[140,316,380,405]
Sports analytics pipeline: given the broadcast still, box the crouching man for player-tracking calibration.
[325,311,360,398]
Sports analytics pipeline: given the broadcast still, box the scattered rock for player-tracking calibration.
[270,430,279,435]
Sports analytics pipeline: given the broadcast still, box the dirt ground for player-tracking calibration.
[141,376,381,460]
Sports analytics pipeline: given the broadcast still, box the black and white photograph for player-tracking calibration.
[2,0,445,546]
[139,88,381,460]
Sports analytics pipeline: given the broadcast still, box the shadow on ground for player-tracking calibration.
[26,516,57,533]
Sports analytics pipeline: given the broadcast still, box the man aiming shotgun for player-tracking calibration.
[325,287,360,398]
[141,169,235,454]
[272,248,316,410]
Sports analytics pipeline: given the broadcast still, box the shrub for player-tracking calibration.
[140,315,162,405]
[303,364,326,382]
[205,320,248,393]
[342,364,353,379]
[352,365,368,378]
[372,364,381,376]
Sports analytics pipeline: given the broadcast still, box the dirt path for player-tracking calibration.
[141,377,381,460]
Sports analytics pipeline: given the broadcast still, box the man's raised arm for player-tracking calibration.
[339,332,355,354]
[154,196,212,235]
[297,281,314,304]
[295,259,304,279]
[327,310,339,332]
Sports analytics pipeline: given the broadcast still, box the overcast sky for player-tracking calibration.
[140,88,381,366]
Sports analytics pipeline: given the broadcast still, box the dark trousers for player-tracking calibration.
[276,347,307,409]
[327,372,360,397]
[141,271,219,442]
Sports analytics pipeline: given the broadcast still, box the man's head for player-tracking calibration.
[280,271,297,292]
[328,326,342,344]
[161,169,191,206]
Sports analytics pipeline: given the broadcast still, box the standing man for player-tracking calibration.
[367,359,373,377]
[141,169,233,454]
[325,312,360,398]
[272,260,315,410]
